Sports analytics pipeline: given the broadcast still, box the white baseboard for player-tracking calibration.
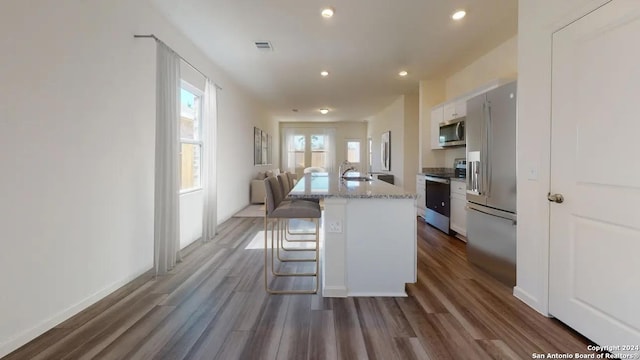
[513,286,549,317]
[322,286,348,297]
[347,291,408,297]
[0,265,151,358]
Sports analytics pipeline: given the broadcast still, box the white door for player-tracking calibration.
[550,0,640,353]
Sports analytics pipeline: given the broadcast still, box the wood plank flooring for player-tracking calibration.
[4,217,597,360]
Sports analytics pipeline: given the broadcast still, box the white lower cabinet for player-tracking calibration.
[416,175,426,217]
[450,180,467,237]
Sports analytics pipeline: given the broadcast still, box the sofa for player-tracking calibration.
[250,169,298,204]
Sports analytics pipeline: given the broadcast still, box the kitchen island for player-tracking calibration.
[288,173,417,297]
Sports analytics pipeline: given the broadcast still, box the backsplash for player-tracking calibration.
[421,167,454,173]
[421,167,456,176]
[445,147,466,166]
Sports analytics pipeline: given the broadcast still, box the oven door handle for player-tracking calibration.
[425,176,451,184]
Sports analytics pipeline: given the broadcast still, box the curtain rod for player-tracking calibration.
[134,34,222,90]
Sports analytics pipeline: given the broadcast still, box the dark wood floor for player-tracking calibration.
[4,217,595,360]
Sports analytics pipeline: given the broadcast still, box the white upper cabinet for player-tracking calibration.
[443,98,467,121]
[430,106,444,149]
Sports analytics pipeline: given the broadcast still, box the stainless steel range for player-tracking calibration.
[424,175,451,234]
[423,159,466,234]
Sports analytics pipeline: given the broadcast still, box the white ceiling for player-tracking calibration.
[150,0,518,122]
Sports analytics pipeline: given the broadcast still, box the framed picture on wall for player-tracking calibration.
[254,127,272,166]
[267,134,272,165]
[381,131,391,171]
[261,130,268,165]
[254,127,262,165]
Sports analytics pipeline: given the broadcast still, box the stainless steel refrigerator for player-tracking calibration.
[466,81,517,287]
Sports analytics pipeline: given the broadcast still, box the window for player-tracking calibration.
[283,128,335,175]
[180,83,203,192]
[310,134,328,168]
[368,137,373,172]
[346,140,361,164]
[287,134,303,169]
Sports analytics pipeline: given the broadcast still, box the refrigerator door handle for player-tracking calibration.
[467,203,517,224]
[481,102,488,197]
[466,151,481,195]
[486,102,493,197]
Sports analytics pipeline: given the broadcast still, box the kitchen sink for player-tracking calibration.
[341,176,372,182]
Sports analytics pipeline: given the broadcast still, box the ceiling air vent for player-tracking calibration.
[254,41,273,51]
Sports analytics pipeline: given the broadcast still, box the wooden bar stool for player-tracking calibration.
[264,176,321,294]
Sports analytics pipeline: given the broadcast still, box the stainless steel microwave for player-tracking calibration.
[439,118,465,147]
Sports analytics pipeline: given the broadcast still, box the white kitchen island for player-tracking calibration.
[288,173,417,297]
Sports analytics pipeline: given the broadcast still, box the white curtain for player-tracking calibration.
[154,42,181,275]
[282,127,296,173]
[322,128,337,173]
[202,79,218,242]
[281,127,336,174]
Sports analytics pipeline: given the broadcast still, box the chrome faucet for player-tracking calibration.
[338,160,356,179]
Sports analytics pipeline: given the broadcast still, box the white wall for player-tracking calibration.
[418,80,446,168]
[0,0,274,356]
[419,37,517,170]
[445,36,518,99]
[515,0,611,315]
[367,94,420,192]
[179,191,204,248]
[367,93,420,192]
[443,147,467,169]
[438,35,519,168]
[217,84,278,221]
[403,93,419,192]
[368,97,404,186]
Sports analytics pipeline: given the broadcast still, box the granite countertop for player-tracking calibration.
[288,173,417,200]
[419,167,465,181]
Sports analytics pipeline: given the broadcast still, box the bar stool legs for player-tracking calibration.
[284,220,317,242]
[272,219,318,268]
[264,216,319,294]
[277,220,317,260]
[263,175,321,294]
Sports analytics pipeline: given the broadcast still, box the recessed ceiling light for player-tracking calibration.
[320,108,329,114]
[320,70,329,77]
[452,10,466,20]
[321,7,334,18]
[399,70,408,77]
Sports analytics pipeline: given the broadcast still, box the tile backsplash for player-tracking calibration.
[444,147,466,166]
[422,167,452,173]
